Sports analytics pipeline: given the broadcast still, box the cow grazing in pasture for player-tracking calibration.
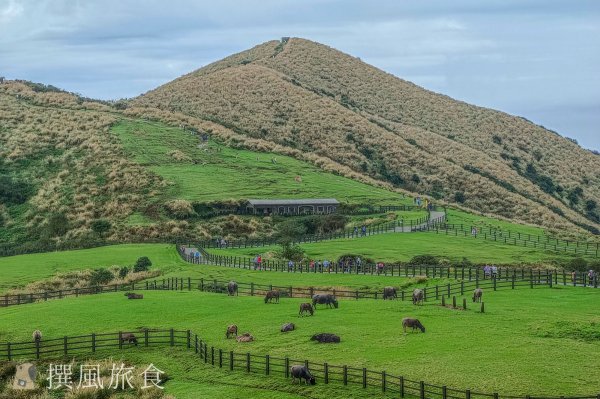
[412,289,424,305]
[472,288,483,303]
[228,281,238,296]
[281,323,295,332]
[312,294,338,309]
[120,333,138,346]
[290,365,316,385]
[32,330,42,343]
[226,324,238,339]
[402,318,425,334]
[264,290,280,304]
[383,286,397,300]
[298,303,314,317]
[236,333,254,342]
[124,292,143,299]
[310,333,340,343]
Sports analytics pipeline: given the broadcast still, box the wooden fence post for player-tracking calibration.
[64,336,68,356]
[285,357,290,377]
[91,333,96,353]
[420,381,425,399]
[481,302,485,313]
[382,371,386,392]
[362,367,367,388]
[324,363,329,384]
[343,365,348,385]
[219,349,223,368]
[265,355,269,375]
[170,329,175,347]
[400,376,404,397]
[463,298,467,310]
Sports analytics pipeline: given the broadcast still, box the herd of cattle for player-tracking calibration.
[27,282,485,387]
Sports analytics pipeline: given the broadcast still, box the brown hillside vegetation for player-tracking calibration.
[133,38,600,234]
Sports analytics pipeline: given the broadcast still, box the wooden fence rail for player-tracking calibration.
[1,329,598,399]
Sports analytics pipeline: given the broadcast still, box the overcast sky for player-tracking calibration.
[1,0,598,150]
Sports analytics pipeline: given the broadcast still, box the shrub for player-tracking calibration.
[45,213,70,237]
[276,220,307,244]
[492,135,502,145]
[454,191,466,203]
[165,200,196,219]
[278,243,305,262]
[91,219,112,235]
[0,175,33,205]
[586,200,597,212]
[409,255,438,266]
[567,257,588,272]
[134,256,152,272]
[118,266,129,279]
[90,268,113,286]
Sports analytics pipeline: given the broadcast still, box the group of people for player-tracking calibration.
[352,225,368,237]
[482,264,498,278]
[215,237,228,248]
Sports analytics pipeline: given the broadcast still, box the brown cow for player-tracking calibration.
[225,324,238,339]
[402,318,425,334]
[264,290,280,304]
[383,286,397,300]
[472,288,483,303]
[120,333,138,345]
[298,303,314,317]
[236,333,254,343]
[412,289,424,305]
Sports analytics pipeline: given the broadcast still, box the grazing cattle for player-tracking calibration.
[472,288,483,303]
[402,318,425,334]
[298,303,314,317]
[290,365,316,385]
[281,323,295,332]
[124,292,143,299]
[383,286,397,300]
[226,324,238,339]
[312,294,338,309]
[120,333,138,346]
[32,330,42,343]
[228,281,238,296]
[236,333,254,343]
[264,290,280,304]
[310,333,340,343]
[412,289,424,305]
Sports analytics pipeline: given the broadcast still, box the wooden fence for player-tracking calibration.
[1,329,598,399]
[179,247,600,289]
[1,266,584,309]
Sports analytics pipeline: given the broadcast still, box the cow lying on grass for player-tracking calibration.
[310,333,340,343]
[124,292,143,299]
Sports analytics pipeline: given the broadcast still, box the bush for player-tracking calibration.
[91,219,112,235]
[0,175,33,205]
[454,192,466,203]
[409,255,438,266]
[44,213,70,237]
[118,266,129,279]
[278,243,305,262]
[567,257,588,272]
[165,200,196,219]
[134,256,152,272]
[90,268,113,286]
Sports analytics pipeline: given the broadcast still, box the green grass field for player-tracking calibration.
[208,230,580,265]
[111,119,406,204]
[1,286,599,397]
[0,244,449,294]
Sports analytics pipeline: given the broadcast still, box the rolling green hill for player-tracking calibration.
[134,37,600,235]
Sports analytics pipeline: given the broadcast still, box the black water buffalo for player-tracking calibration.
[402,318,425,333]
[312,294,338,309]
[383,286,397,300]
[227,281,238,296]
[290,365,316,385]
[299,303,314,317]
[120,333,138,345]
[310,333,340,343]
[472,288,483,303]
[264,290,280,304]
[281,323,295,332]
[412,289,424,305]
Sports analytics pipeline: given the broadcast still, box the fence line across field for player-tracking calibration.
[0,328,597,399]
[0,264,590,308]
[179,246,600,289]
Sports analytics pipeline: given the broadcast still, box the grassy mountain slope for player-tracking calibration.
[133,38,600,234]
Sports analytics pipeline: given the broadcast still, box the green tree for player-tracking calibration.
[134,256,152,272]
